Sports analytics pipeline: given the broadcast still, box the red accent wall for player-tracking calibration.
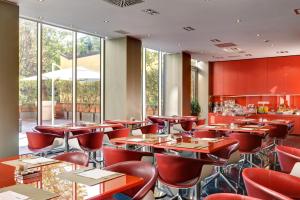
[210,55,300,96]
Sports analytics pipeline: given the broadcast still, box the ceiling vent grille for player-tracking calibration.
[215,43,237,48]
[114,30,130,35]
[103,0,144,8]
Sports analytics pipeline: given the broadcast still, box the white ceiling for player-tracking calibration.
[10,0,300,61]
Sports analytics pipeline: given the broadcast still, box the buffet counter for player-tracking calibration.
[208,113,300,135]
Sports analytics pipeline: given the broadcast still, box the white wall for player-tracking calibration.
[197,61,209,121]
[163,53,182,116]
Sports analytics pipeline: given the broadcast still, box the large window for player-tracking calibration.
[19,19,38,147]
[76,33,101,123]
[19,18,103,148]
[143,48,165,117]
[42,25,73,125]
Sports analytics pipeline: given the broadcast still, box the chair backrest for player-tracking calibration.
[229,132,262,153]
[155,153,205,188]
[54,152,89,166]
[276,145,300,173]
[269,124,289,139]
[139,124,158,134]
[103,146,153,167]
[180,119,194,131]
[106,128,130,140]
[88,161,158,200]
[193,130,217,138]
[76,131,104,152]
[210,140,240,162]
[205,193,262,200]
[26,132,56,150]
[243,168,300,200]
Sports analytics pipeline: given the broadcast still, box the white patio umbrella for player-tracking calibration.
[22,64,100,125]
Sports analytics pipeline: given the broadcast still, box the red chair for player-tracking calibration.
[106,128,130,146]
[76,131,104,164]
[26,131,57,156]
[103,146,153,167]
[155,153,213,199]
[276,145,300,173]
[139,123,158,134]
[88,161,158,200]
[229,132,263,167]
[193,130,217,138]
[147,116,165,131]
[54,152,89,166]
[202,141,240,193]
[205,193,262,200]
[243,168,300,200]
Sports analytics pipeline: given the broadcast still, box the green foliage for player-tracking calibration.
[145,49,159,115]
[19,80,37,105]
[191,99,201,116]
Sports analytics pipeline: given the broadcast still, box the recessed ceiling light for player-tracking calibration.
[276,51,289,54]
[104,36,109,39]
[104,20,110,23]
[210,39,221,43]
[142,9,160,15]
[294,8,300,15]
[236,19,241,23]
[183,26,196,31]
[256,34,261,37]
[38,0,45,2]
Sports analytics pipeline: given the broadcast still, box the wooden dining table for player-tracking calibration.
[35,123,123,152]
[0,155,144,200]
[198,124,273,137]
[110,134,237,154]
[104,119,147,128]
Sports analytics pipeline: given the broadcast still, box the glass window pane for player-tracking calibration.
[76,33,101,123]
[19,19,38,147]
[145,49,159,116]
[42,25,73,125]
[191,69,196,100]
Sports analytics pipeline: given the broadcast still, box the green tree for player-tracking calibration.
[145,49,159,115]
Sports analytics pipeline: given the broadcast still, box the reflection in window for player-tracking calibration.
[19,19,38,147]
[41,25,73,125]
[76,33,101,123]
[145,49,159,116]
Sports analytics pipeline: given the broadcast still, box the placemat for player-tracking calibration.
[0,184,58,200]
[58,167,124,186]
[2,157,60,169]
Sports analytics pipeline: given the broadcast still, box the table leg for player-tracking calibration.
[65,132,70,152]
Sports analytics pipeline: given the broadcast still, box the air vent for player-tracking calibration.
[215,43,237,48]
[210,39,221,43]
[277,51,289,54]
[143,9,160,15]
[228,55,241,58]
[114,30,130,35]
[223,47,243,53]
[103,0,144,8]
[294,9,300,15]
[212,56,224,59]
[245,54,253,56]
[183,26,196,31]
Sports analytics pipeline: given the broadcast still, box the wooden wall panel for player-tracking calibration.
[0,1,19,157]
[182,52,191,116]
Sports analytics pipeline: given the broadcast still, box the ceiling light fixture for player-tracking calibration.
[236,19,241,23]
[276,51,289,54]
[142,9,160,15]
[256,34,261,37]
[264,40,270,43]
[104,20,110,23]
[183,26,196,31]
[210,39,221,43]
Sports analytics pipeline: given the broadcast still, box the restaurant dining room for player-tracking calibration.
[1,0,300,199]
